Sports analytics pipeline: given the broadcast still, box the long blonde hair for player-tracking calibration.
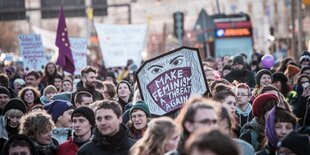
[130,117,180,155]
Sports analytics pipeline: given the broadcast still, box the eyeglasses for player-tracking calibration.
[192,118,218,126]
[131,114,146,120]
[237,93,249,97]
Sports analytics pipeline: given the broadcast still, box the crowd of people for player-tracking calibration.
[0,51,310,155]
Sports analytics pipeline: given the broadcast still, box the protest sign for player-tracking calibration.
[136,47,208,116]
[94,23,147,68]
[69,37,87,75]
[17,34,47,71]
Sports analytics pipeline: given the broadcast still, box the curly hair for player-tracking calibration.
[18,86,40,104]
[130,117,180,155]
[19,111,54,140]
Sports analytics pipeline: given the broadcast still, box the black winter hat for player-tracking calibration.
[2,98,27,115]
[255,69,272,86]
[0,86,10,97]
[233,55,245,65]
[272,72,288,84]
[277,131,310,155]
[71,106,95,127]
[116,80,132,94]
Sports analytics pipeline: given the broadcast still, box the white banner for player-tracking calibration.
[69,37,88,75]
[17,34,47,71]
[95,23,147,68]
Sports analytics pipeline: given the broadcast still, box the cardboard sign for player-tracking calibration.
[69,37,87,75]
[136,47,208,116]
[94,23,147,68]
[17,34,47,71]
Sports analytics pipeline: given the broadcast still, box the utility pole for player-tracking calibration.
[297,0,303,54]
[290,0,296,59]
[216,0,221,14]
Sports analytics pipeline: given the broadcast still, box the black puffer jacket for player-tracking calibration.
[71,81,103,105]
[1,134,38,155]
[78,124,135,155]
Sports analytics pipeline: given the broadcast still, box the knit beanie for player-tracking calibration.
[272,72,288,84]
[233,55,245,65]
[2,98,27,115]
[284,64,300,78]
[255,69,272,86]
[252,93,278,117]
[0,86,10,97]
[277,131,310,155]
[130,101,151,117]
[50,92,72,102]
[265,107,278,148]
[13,78,26,86]
[299,51,310,64]
[44,100,73,123]
[116,80,132,94]
[71,106,95,127]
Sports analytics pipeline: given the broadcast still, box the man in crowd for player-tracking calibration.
[78,100,134,155]
[224,55,255,88]
[74,91,93,108]
[24,70,44,94]
[44,100,74,144]
[72,66,103,105]
[173,97,220,155]
[57,106,95,155]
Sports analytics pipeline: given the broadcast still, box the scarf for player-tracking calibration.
[32,139,57,155]
[265,107,278,149]
[236,103,252,117]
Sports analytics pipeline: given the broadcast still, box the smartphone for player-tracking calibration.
[302,82,310,89]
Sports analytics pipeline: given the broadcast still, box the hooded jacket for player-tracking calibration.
[1,134,38,155]
[78,124,135,155]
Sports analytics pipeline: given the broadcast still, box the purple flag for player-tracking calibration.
[55,7,75,74]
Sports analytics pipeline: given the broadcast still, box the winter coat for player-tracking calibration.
[78,124,135,155]
[224,69,256,88]
[235,103,254,128]
[57,137,81,155]
[239,118,266,151]
[71,81,103,105]
[291,92,310,126]
[233,139,255,155]
[1,134,38,155]
[33,138,59,155]
[0,116,9,140]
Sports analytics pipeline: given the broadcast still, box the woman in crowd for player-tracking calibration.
[19,111,59,155]
[130,117,180,155]
[239,93,278,151]
[61,79,73,92]
[0,99,27,152]
[116,80,132,112]
[252,69,272,98]
[18,87,41,111]
[41,62,58,87]
[257,107,298,155]
[290,74,310,126]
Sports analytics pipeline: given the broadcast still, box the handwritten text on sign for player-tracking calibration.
[94,24,147,68]
[147,67,192,112]
[69,37,87,75]
[18,34,47,71]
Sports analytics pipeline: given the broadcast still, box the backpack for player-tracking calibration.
[240,122,259,151]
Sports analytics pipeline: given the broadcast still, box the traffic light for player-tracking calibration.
[173,12,184,39]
